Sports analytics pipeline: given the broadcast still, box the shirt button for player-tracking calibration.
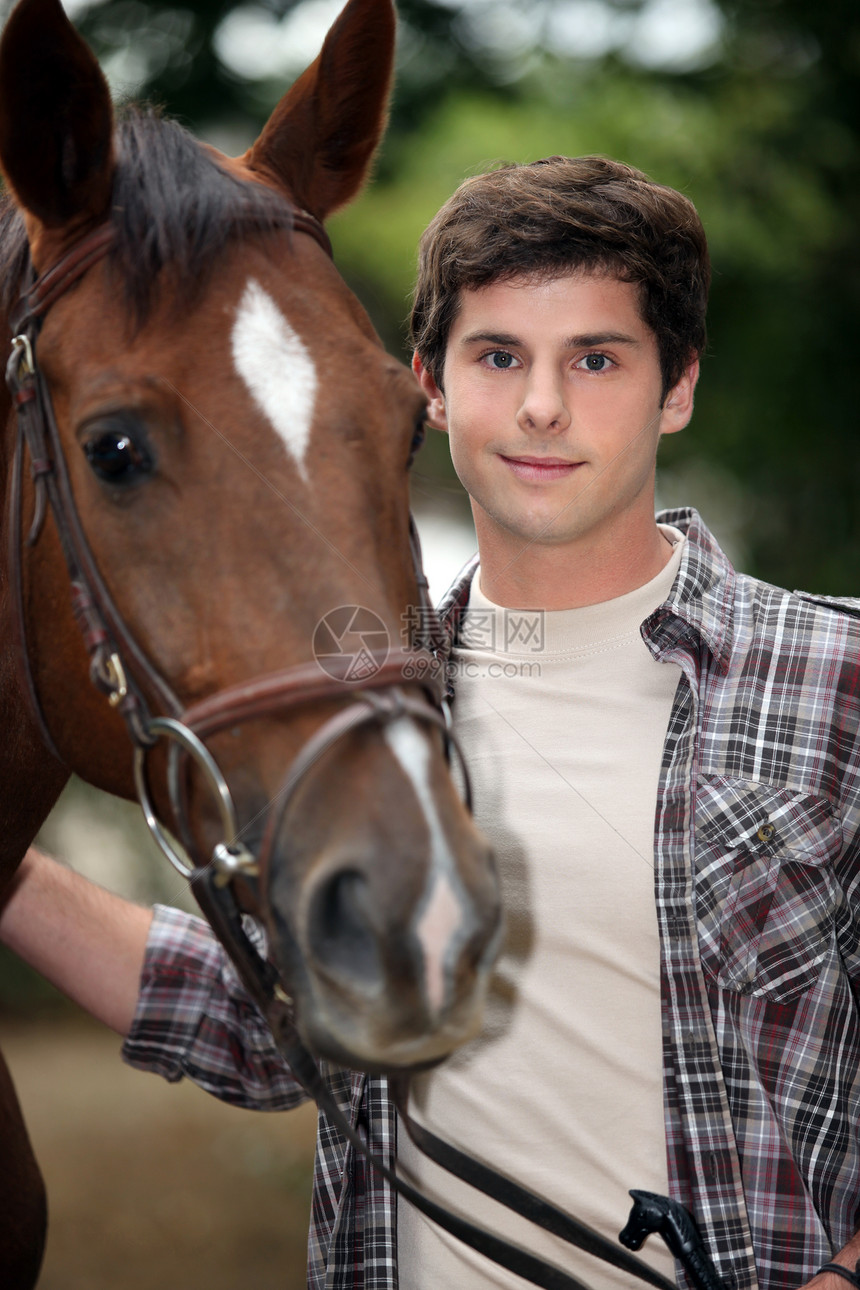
[756,822,775,843]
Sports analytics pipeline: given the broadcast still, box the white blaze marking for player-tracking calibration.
[384,713,468,1015]
[416,875,462,1016]
[231,278,317,480]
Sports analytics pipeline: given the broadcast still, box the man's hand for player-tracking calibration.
[799,1235,860,1290]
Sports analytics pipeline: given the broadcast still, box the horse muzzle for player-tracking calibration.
[262,813,502,1071]
[135,665,502,1072]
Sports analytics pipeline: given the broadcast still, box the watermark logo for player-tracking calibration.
[313,606,390,681]
[459,609,496,651]
[460,608,545,653]
[504,610,545,652]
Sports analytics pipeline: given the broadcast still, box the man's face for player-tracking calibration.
[414,270,697,563]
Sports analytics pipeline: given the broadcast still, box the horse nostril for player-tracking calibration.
[307,869,381,985]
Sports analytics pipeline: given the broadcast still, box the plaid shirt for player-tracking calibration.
[123,508,860,1290]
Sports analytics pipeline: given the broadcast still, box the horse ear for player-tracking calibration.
[245,0,395,221]
[0,0,114,233]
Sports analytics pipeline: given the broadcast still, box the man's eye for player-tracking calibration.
[486,351,516,370]
[83,429,153,483]
[578,353,612,372]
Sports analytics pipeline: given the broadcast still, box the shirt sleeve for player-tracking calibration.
[122,903,309,1112]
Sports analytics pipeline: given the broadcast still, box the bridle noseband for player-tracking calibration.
[5,209,723,1290]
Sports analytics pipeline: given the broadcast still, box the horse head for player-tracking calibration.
[0,0,501,1070]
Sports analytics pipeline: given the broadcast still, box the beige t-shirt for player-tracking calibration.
[397,528,685,1288]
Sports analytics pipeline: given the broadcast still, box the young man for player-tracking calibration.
[5,156,860,1290]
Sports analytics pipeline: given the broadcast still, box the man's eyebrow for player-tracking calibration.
[458,331,522,347]
[457,330,641,348]
[564,332,640,348]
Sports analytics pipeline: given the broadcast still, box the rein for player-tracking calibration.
[5,215,722,1290]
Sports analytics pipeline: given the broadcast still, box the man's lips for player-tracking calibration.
[499,453,583,482]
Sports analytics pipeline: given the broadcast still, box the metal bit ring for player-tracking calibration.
[133,716,242,879]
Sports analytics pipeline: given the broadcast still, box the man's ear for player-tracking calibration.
[412,353,448,432]
[660,358,699,436]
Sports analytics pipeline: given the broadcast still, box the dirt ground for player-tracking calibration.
[0,1012,317,1289]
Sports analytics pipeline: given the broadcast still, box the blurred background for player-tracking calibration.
[0,0,857,1282]
[49,0,860,594]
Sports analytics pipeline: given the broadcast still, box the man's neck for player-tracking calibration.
[473,518,676,610]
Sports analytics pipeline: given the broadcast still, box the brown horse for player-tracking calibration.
[0,0,501,1280]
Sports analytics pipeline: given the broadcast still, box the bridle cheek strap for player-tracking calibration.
[6,225,183,756]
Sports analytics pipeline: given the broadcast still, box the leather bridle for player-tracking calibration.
[5,208,457,871]
[5,209,722,1290]
[3,201,469,1040]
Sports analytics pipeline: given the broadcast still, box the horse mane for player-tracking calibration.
[0,104,295,326]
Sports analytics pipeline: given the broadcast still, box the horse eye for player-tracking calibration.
[407,418,426,470]
[83,429,153,483]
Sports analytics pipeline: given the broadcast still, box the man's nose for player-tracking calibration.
[516,367,571,434]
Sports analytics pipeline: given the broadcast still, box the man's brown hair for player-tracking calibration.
[410,155,710,401]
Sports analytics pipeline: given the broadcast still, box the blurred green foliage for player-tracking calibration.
[28,0,860,589]
[332,7,860,593]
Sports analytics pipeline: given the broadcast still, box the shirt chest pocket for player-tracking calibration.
[694,776,842,1004]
